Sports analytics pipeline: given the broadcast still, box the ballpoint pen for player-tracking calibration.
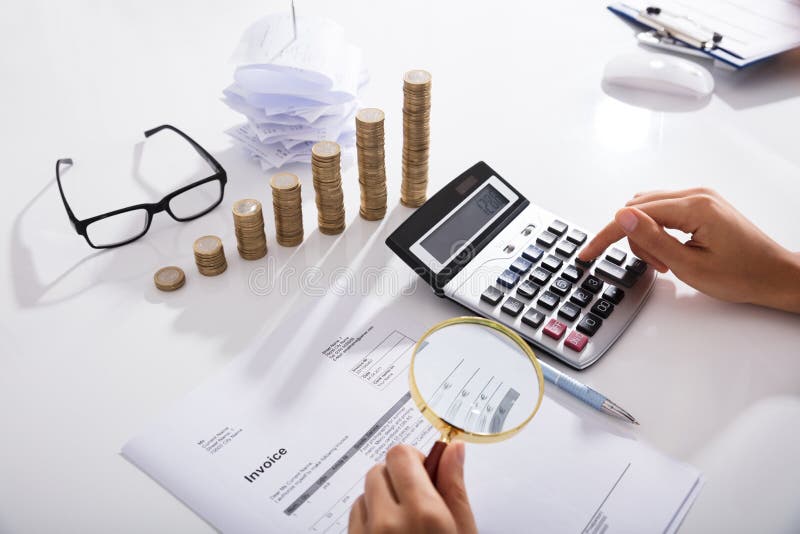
[539,360,639,425]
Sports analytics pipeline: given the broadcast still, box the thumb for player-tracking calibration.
[614,207,691,273]
[436,442,477,534]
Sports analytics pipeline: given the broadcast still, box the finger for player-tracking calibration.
[348,495,367,534]
[578,219,625,262]
[435,441,478,534]
[626,187,720,207]
[628,241,667,272]
[384,444,439,504]
[364,464,399,513]
[615,207,693,272]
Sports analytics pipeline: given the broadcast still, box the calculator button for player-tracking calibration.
[555,241,577,258]
[595,260,637,288]
[626,258,648,276]
[566,229,587,245]
[558,302,581,322]
[501,297,525,317]
[569,288,593,308]
[575,256,595,268]
[564,331,589,352]
[497,269,520,289]
[561,265,584,283]
[550,277,573,297]
[543,318,567,340]
[537,290,560,311]
[548,220,568,236]
[541,254,563,273]
[517,280,539,299]
[529,267,552,286]
[536,231,558,248]
[576,314,603,336]
[581,275,604,294]
[480,286,504,306]
[590,299,615,319]
[521,245,544,263]
[510,257,533,274]
[605,247,627,265]
[522,309,546,328]
[602,285,625,305]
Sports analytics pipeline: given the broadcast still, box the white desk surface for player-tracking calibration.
[2,1,799,533]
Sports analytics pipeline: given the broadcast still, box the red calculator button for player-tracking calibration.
[543,318,567,340]
[565,331,589,352]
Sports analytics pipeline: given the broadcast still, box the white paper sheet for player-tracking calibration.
[123,288,702,534]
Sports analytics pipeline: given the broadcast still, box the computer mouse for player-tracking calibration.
[603,52,714,98]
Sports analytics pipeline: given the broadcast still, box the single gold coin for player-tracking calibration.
[270,172,300,190]
[404,69,432,85]
[356,108,385,124]
[154,266,186,291]
[193,235,222,255]
[232,198,261,217]
[312,140,341,159]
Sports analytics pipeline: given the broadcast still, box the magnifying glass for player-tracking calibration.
[409,316,545,483]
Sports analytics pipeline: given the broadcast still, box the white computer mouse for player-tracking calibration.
[603,52,714,98]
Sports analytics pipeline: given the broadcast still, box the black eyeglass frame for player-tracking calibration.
[55,124,227,249]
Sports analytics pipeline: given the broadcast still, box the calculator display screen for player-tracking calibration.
[420,184,510,263]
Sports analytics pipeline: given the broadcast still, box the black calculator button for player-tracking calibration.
[548,220,568,236]
[575,256,595,268]
[521,245,544,263]
[569,288,593,308]
[558,302,581,322]
[626,258,647,276]
[497,269,520,289]
[522,309,546,328]
[480,286,504,306]
[577,314,603,336]
[590,299,615,319]
[536,231,558,248]
[510,257,533,274]
[517,280,539,299]
[561,265,584,283]
[541,254,563,273]
[537,290,560,311]
[550,277,573,297]
[501,297,525,317]
[529,267,552,286]
[555,241,577,258]
[602,285,625,305]
[566,229,587,245]
[595,260,637,288]
[581,275,604,294]
[605,247,627,265]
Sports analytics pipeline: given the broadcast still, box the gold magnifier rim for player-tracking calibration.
[408,316,545,444]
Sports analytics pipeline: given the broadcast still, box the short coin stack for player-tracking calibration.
[270,172,304,246]
[232,199,268,260]
[355,108,387,220]
[193,235,227,276]
[153,266,185,292]
[401,69,432,208]
[311,141,346,235]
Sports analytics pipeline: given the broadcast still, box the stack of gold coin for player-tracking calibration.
[311,140,346,235]
[401,69,432,208]
[356,108,387,220]
[270,172,304,246]
[232,199,268,260]
[193,235,227,276]
[153,266,185,292]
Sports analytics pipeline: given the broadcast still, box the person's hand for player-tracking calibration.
[348,443,477,534]
[578,188,800,313]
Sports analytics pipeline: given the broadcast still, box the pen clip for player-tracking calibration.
[640,5,723,51]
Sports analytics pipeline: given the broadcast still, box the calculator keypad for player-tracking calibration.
[481,285,504,306]
[536,231,558,248]
[501,297,525,317]
[537,291,560,311]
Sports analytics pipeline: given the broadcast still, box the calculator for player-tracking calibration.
[386,161,657,369]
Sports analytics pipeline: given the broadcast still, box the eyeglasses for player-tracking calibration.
[55,124,227,249]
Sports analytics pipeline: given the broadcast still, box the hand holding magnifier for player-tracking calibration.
[409,317,545,482]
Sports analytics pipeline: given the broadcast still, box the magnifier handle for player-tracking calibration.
[424,441,448,484]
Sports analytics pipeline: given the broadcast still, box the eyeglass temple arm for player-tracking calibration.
[55,158,79,227]
[144,125,225,177]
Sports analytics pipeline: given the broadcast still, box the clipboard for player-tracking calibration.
[608,2,800,69]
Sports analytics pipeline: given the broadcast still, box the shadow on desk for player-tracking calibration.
[713,48,800,111]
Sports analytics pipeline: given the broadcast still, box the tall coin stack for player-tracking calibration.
[401,69,432,208]
[193,235,227,276]
[270,172,304,246]
[355,108,387,221]
[232,199,268,260]
[311,141,346,235]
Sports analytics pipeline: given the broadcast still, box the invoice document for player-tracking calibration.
[123,289,702,533]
